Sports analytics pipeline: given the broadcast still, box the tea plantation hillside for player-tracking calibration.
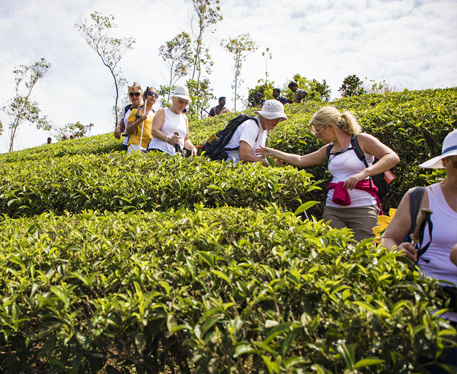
[0,88,456,373]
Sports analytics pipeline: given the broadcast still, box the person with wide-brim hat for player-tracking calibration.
[381,130,457,326]
[223,99,287,166]
[148,86,197,156]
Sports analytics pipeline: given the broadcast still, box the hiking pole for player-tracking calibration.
[139,87,148,152]
[410,208,433,245]
[410,208,433,265]
[174,131,182,155]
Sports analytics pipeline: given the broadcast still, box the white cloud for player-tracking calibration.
[0,0,456,153]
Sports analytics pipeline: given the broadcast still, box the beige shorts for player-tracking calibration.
[323,205,380,242]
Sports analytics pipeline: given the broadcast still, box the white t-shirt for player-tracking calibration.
[225,117,267,163]
[122,107,133,146]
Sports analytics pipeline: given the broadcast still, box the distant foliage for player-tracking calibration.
[339,74,366,97]
[54,121,94,141]
[75,11,135,127]
[159,32,193,102]
[1,58,52,152]
[221,33,258,111]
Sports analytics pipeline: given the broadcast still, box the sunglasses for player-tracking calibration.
[313,126,327,136]
[129,92,141,97]
[147,91,159,98]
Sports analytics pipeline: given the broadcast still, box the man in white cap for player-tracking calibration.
[223,99,287,166]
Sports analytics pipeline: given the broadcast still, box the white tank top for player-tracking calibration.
[418,183,457,287]
[326,146,376,208]
[148,108,187,155]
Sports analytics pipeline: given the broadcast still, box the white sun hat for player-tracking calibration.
[254,99,288,121]
[171,86,192,103]
[419,129,457,168]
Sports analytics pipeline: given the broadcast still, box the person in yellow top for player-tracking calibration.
[126,87,159,153]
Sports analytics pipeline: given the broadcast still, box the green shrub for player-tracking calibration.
[0,152,321,218]
[0,208,454,373]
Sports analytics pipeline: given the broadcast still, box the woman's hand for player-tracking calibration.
[256,145,274,158]
[167,134,180,145]
[190,147,198,156]
[344,171,368,190]
[394,242,417,264]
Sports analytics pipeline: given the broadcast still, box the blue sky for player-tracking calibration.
[0,0,456,153]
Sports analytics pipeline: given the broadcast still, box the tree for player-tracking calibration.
[185,78,213,122]
[54,121,94,141]
[248,80,275,104]
[189,0,222,84]
[262,47,272,84]
[221,34,258,111]
[1,58,52,152]
[364,78,398,94]
[75,11,135,127]
[339,75,365,97]
[159,32,193,101]
[310,79,332,101]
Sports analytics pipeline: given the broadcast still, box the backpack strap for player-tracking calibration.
[223,117,259,151]
[409,187,426,234]
[326,143,334,159]
[350,135,369,167]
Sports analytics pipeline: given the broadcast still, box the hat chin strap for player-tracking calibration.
[259,116,268,131]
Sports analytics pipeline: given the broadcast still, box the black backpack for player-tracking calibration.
[199,114,259,161]
[326,134,390,198]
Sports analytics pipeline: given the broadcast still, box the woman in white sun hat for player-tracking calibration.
[148,86,197,156]
[224,99,288,166]
[381,130,457,326]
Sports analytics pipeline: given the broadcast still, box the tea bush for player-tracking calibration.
[0,208,455,373]
[1,88,456,373]
[0,152,321,218]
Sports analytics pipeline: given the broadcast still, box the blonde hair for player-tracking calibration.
[309,106,362,135]
[128,82,142,94]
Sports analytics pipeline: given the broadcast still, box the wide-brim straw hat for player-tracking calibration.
[171,86,192,103]
[254,99,287,121]
[419,129,457,168]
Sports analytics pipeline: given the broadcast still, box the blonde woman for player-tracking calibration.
[258,106,400,241]
[113,82,143,151]
[125,87,159,153]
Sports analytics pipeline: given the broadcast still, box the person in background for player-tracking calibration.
[258,106,400,241]
[148,86,197,156]
[272,88,288,105]
[114,82,143,151]
[126,87,158,153]
[47,137,52,144]
[69,134,75,140]
[208,96,229,117]
[224,99,287,166]
[62,135,68,141]
[288,81,308,103]
[250,92,265,109]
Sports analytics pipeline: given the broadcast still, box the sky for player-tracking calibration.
[0,0,456,153]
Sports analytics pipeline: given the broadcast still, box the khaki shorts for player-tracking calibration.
[323,205,380,242]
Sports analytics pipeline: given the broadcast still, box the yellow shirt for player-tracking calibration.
[127,109,154,149]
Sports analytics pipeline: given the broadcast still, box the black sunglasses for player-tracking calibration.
[129,92,141,97]
[147,91,159,98]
